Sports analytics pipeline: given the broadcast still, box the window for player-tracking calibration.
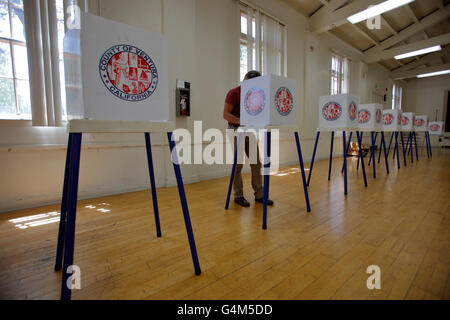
[330,52,349,95]
[0,0,66,124]
[0,0,31,119]
[392,84,402,110]
[239,2,286,82]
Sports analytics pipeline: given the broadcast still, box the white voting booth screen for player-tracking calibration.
[429,122,445,135]
[64,13,169,121]
[358,104,383,131]
[318,94,358,130]
[382,109,402,131]
[401,112,415,131]
[240,74,297,127]
[414,115,428,132]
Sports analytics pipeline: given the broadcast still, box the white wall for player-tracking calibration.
[0,0,392,213]
[404,74,450,146]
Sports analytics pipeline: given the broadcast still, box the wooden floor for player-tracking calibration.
[1,147,449,300]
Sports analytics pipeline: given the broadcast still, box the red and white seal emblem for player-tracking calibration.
[415,119,424,127]
[322,102,342,121]
[383,113,393,125]
[358,109,371,124]
[402,116,409,126]
[376,109,382,123]
[275,87,293,116]
[99,44,158,102]
[348,102,357,121]
[430,124,440,131]
[244,87,265,116]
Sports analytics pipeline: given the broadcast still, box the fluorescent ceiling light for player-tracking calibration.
[347,0,414,24]
[417,69,450,78]
[394,45,442,60]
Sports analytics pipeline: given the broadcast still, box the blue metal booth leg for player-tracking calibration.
[386,132,394,159]
[413,132,419,161]
[225,132,242,210]
[262,131,271,230]
[356,131,368,187]
[357,132,363,170]
[167,132,201,276]
[55,134,73,271]
[294,132,311,212]
[368,132,378,167]
[425,132,430,158]
[400,132,407,167]
[394,132,401,169]
[371,132,376,178]
[328,131,334,181]
[60,133,82,301]
[341,131,352,174]
[145,133,162,237]
[307,131,320,187]
[408,132,414,164]
[343,131,348,196]
[381,132,389,174]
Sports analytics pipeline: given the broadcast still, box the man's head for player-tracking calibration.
[244,70,262,80]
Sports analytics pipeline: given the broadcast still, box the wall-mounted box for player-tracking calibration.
[240,74,297,127]
[401,112,415,131]
[414,115,428,132]
[318,94,358,130]
[429,121,444,135]
[357,103,383,131]
[382,109,402,131]
[64,12,169,121]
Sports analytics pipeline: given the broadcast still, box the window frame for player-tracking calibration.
[392,84,402,110]
[330,52,349,95]
[0,0,31,120]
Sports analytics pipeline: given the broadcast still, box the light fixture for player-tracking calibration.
[394,45,442,60]
[417,69,450,78]
[347,0,414,24]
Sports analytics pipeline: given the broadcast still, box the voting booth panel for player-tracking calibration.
[382,109,402,131]
[358,104,383,131]
[64,12,169,121]
[429,122,444,135]
[318,94,358,130]
[240,74,297,127]
[401,112,415,131]
[414,115,428,132]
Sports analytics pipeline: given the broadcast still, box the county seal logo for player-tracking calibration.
[430,124,440,131]
[322,102,342,121]
[402,116,409,126]
[376,109,382,123]
[99,44,158,102]
[415,119,424,127]
[349,102,357,121]
[275,87,293,116]
[244,87,265,116]
[358,109,371,124]
[383,113,393,125]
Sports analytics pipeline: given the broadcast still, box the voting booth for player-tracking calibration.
[64,13,169,121]
[318,94,358,130]
[401,112,415,131]
[429,121,444,135]
[57,13,200,301]
[382,109,402,131]
[414,115,428,132]
[358,104,383,131]
[240,74,297,127]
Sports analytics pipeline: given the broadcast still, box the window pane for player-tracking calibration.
[0,78,16,114]
[241,14,247,35]
[0,3,11,38]
[16,79,31,117]
[13,43,28,79]
[11,0,23,7]
[11,5,25,41]
[0,41,13,77]
[240,44,248,81]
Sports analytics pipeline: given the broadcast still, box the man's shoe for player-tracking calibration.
[255,198,274,206]
[234,197,250,207]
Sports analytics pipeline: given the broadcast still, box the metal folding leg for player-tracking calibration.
[343,131,348,196]
[413,132,419,161]
[400,132,407,167]
[394,132,400,169]
[167,132,201,276]
[328,131,334,181]
[225,132,242,210]
[307,131,320,187]
[356,131,368,187]
[425,132,430,158]
[55,134,73,271]
[262,131,271,230]
[386,132,394,159]
[408,132,414,163]
[341,131,352,174]
[357,132,363,171]
[145,133,162,237]
[294,132,311,212]
[60,133,82,301]
[427,132,433,157]
[371,132,376,178]
[381,132,389,174]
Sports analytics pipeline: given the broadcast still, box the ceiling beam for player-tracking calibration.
[363,6,450,57]
[391,62,450,79]
[391,45,450,74]
[309,0,384,34]
[365,33,450,63]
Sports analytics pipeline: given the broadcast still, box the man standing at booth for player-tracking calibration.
[223,70,274,207]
